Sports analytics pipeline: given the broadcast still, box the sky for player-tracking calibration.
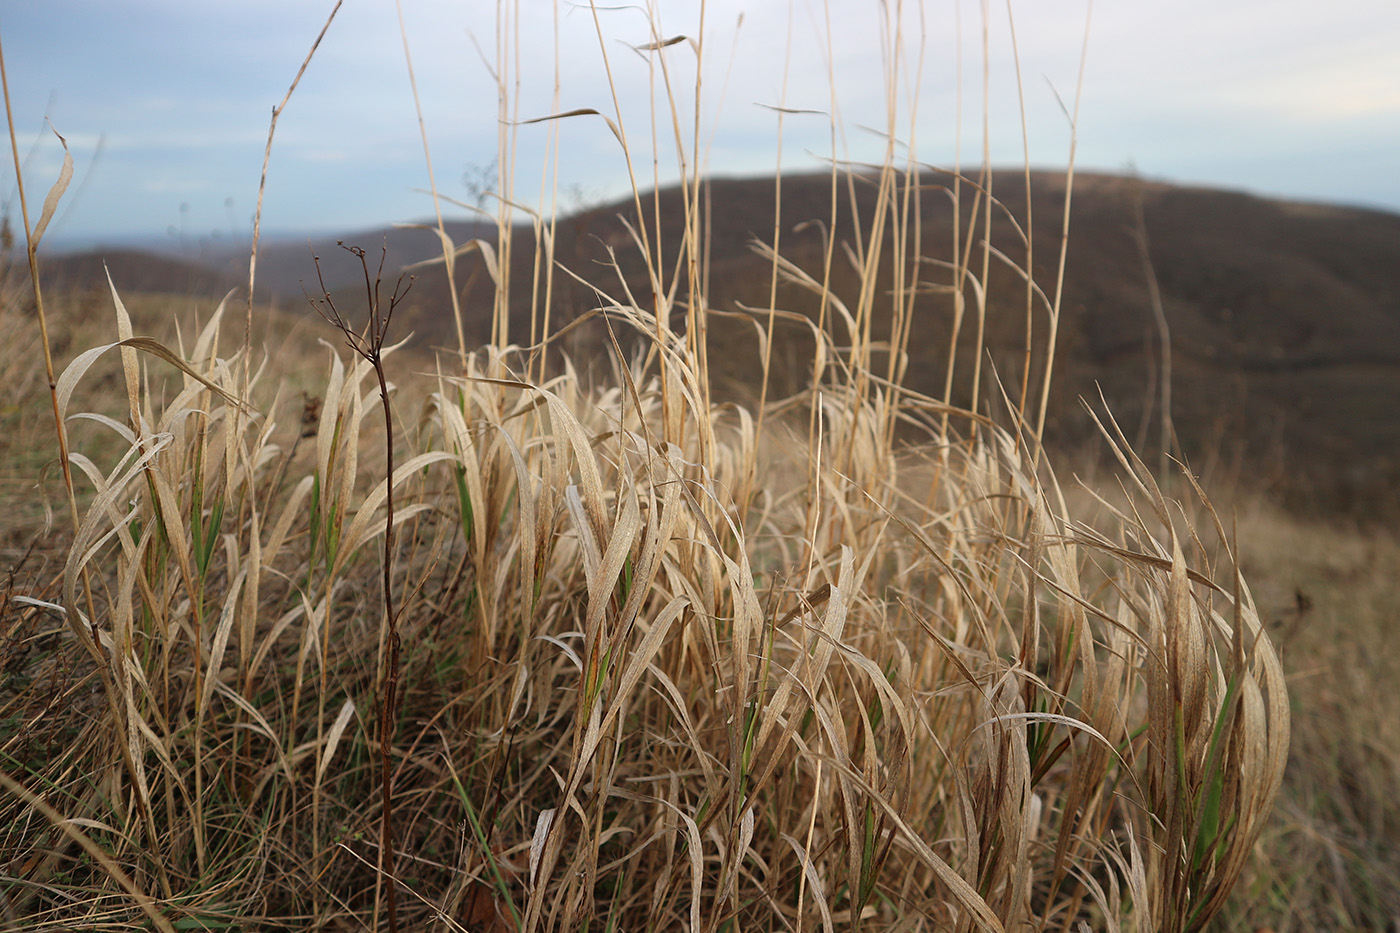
[3,0,1398,253]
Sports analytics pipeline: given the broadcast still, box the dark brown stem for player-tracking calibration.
[374,353,399,933]
[307,244,411,933]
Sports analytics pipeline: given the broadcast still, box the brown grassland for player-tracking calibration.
[1,3,1391,931]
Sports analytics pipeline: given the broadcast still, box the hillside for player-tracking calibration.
[52,170,1400,519]
[39,248,243,301]
[391,170,1400,519]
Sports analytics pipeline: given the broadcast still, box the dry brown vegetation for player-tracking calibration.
[0,4,1340,931]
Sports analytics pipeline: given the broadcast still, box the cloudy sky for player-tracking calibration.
[4,0,1397,252]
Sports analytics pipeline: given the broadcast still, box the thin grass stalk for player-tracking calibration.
[1003,0,1037,440]
[882,5,928,451]
[1031,2,1092,473]
[530,0,564,384]
[582,1,672,439]
[490,1,512,351]
[1130,179,1173,477]
[647,8,713,463]
[395,0,468,372]
[967,11,994,424]
[936,0,968,458]
[743,3,793,529]
[245,1,342,391]
[0,33,79,542]
[687,3,710,421]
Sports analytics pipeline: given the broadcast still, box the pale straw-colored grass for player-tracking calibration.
[0,3,1290,932]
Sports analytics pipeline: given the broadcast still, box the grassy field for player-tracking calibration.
[3,3,1387,931]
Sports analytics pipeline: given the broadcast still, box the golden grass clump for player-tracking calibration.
[0,285,1289,931]
[0,4,1291,931]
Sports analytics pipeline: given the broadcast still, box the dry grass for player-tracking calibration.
[1218,504,1400,931]
[1054,466,1400,933]
[0,4,1295,932]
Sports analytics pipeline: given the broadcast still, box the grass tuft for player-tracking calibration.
[0,3,1301,932]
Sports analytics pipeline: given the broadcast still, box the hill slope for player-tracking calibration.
[54,171,1400,518]
[388,171,1400,518]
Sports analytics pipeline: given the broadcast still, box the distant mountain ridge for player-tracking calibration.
[43,170,1400,519]
[41,219,499,305]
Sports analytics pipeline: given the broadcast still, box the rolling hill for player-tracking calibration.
[46,170,1400,519]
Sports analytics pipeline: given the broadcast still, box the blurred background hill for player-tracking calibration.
[43,169,1400,521]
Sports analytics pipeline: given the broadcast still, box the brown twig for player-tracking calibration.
[308,242,413,933]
